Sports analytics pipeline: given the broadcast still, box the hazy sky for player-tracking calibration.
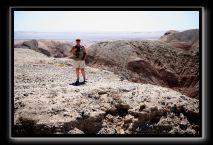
[14,11,199,32]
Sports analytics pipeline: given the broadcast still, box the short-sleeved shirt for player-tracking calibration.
[72,45,85,61]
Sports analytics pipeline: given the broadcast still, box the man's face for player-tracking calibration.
[76,40,81,45]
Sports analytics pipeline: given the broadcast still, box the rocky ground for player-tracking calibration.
[14,48,200,135]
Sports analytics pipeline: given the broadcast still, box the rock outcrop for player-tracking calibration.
[85,30,199,99]
[160,29,199,50]
[14,39,74,58]
[14,48,200,135]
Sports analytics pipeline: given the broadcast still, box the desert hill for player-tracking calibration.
[85,29,199,98]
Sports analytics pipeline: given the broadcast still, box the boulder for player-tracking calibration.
[23,39,38,49]
[97,127,116,134]
[68,128,84,134]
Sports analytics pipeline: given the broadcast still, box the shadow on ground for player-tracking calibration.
[69,82,86,86]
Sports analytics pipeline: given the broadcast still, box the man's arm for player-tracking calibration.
[70,47,76,55]
[82,47,87,60]
[69,47,76,59]
[70,47,74,54]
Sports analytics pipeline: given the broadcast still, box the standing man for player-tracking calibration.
[70,38,87,85]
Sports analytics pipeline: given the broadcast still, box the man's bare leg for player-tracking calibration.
[76,68,80,82]
[81,68,86,82]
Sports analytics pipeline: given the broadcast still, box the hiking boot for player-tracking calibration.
[74,80,80,85]
[82,80,87,84]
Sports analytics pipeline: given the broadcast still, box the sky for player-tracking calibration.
[14,11,199,32]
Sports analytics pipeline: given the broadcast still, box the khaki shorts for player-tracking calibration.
[73,60,86,68]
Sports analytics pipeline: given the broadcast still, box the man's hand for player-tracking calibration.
[70,47,77,55]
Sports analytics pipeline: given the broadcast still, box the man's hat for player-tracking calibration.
[76,38,81,41]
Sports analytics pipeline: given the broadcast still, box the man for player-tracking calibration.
[70,38,87,85]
